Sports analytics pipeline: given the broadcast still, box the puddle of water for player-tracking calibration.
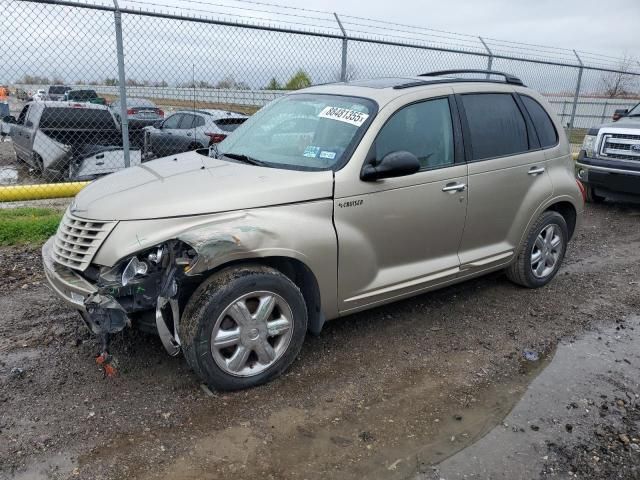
[431,316,640,479]
[106,350,553,480]
[10,452,75,480]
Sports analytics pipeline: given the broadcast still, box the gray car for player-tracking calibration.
[110,97,164,129]
[43,70,583,391]
[144,109,247,158]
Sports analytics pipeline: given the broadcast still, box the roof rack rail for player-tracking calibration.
[419,70,524,86]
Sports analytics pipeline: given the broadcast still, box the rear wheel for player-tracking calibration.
[506,211,568,288]
[181,265,307,391]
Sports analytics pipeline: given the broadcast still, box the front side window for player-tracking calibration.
[627,102,640,117]
[520,96,558,148]
[162,114,182,129]
[218,94,376,170]
[375,98,454,170]
[462,93,528,160]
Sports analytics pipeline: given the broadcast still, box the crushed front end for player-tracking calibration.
[42,209,198,359]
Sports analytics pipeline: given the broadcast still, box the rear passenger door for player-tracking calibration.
[454,88,553,271]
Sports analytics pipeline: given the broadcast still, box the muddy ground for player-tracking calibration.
[1,201,639,480]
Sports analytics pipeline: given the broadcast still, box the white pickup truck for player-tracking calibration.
[5,101,140,181]
[577,101,640,202]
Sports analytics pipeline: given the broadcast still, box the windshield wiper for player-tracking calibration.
[222,152,269,167]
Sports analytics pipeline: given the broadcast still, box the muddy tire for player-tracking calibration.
[181,265,307,391]
[506,211,568,289]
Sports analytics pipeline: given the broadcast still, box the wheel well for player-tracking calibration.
[183,257,325,335]
[546,201,577,239]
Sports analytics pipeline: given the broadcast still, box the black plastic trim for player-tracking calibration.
[419,70,524,86]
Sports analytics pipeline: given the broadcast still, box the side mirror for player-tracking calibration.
[361,150,420,181]
[613,109,628,121]
[153,120,163,128]
[2,115,16,124]
[25,120,34,128]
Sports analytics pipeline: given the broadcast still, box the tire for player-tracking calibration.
[506,211,568,288]
[181,265,307,391]
[584,184,605,204]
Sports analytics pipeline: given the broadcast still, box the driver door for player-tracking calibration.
[334,96,468,314]
[151,113,182,157]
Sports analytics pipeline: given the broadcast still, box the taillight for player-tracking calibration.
[127,108,137,115]
[576,179,586,203]
[156,109,164,117]
[205,132,227,144]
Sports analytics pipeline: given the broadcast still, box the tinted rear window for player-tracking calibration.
[40,107,116,130]
[48,86,70,94]
[128,98,155,108]
[520,95,558,148]
[68,90,98,100]
[215,117,246,132]
[461,93,528,160]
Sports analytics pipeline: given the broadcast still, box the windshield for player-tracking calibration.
[217,93,376,170]
[627,103,640,116]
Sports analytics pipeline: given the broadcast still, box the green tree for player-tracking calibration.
[265,77,281,90]
[285,70,312,90]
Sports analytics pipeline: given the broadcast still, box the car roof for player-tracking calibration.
[172,109,248,119]
[36,101,109,110]
[299,72,527,107]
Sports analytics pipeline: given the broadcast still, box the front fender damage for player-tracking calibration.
[82,216,274,364]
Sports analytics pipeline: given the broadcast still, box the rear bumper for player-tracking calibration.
[42,237,97,311]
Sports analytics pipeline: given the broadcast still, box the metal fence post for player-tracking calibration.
[113,0,130,168]
[479,37,493,77]
[600,101,608,124]
[334,13,348,82]
[569,50,583,137]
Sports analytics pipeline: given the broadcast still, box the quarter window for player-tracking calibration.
[520,96,558,148]
[461,93,528,160]
[375,98,455,170]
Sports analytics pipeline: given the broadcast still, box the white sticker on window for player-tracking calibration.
[319,150,336,160]
[318,106,369,127]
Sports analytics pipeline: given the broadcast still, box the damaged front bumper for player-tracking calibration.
[42,237,184,355]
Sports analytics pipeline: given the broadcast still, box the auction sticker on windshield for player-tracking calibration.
[318,106,369,127]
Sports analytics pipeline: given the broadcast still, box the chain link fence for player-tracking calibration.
[1,0,639,202]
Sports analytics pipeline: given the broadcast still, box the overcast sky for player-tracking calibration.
[279,0,638,62]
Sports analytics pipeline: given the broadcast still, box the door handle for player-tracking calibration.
[528,166,545,176]
[187,133,192,137]
[442,182,466,193]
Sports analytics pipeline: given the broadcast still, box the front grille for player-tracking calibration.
[52,210,116,271]
[600,133,640,161]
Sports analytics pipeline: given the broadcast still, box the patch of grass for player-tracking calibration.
[0,207,63,246]
[567,128,587,145]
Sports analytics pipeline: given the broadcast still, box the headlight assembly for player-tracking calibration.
[581,134,597,157]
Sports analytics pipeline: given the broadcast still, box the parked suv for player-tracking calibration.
[47,85,71,101]
[577,102,640,202]
[144,109,247,158]
[42,70,583,391]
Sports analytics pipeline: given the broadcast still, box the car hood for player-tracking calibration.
[71,151,334,221]
[598,116,640,130]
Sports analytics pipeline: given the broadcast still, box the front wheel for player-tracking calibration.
[181,265,307,391]
[506,211,568,288]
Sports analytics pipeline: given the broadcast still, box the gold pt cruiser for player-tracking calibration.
[43,70,584,390]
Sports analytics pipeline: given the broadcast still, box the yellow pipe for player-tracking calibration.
[0,182,89,202]
[572,152,578,161]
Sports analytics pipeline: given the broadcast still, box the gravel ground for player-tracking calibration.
[0,201,639,480]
